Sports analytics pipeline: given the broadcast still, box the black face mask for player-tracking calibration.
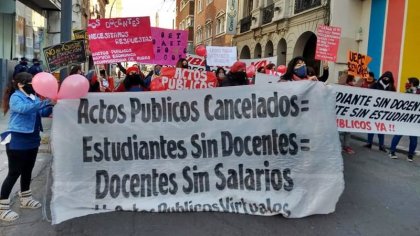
[22,84,35,95]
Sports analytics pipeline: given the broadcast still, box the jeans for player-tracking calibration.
[367,133,384,146]
[389,135,418,156]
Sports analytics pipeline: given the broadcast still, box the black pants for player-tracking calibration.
[0,148,38,199]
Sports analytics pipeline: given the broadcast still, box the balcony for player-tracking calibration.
[240,15,252,33]
[262,4,274,25]
[294,0,321,14]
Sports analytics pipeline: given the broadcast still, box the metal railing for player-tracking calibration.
[262,4,274,25]
[240,15,252,33]
[294,0,321,14]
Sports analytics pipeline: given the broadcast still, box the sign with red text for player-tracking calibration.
[87,17,154,64]
[334,85,420,136]
[51,81,344,224]
[159,67,217,90]
[315,25,341,62]
[347,51,372,78]
[141,27,188,66]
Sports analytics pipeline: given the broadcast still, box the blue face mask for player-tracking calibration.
[294,65,307,78]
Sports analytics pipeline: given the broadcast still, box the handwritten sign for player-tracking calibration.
[140,27,188,66]
[73,30,87,40]
[206,46,237,66]
[347,51,372,78]
[315,25,341,62]
[43,39,86,72]
[87,17,154,64]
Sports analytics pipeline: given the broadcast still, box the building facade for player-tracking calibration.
[176,0,195,53]
[234,0,328,73]
[194,0,233,48]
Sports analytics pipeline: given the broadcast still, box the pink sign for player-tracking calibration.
[87,17,154,64]
[315,25,342,62]
[142,27,188,66]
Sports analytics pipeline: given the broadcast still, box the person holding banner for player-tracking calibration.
[280,56,318,81]
[0,72,55,222]
[220,61,248,87]
[388,77,419,161]
[215,67,227,86]
[176,58,189,69]
[364,72,396,151]
[307,61,329,82]
[122,66,150,92]
[338,72,357,154]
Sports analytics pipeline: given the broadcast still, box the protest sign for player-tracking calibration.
[255,73,280,86]
[87,17,154,64]
[206,46,237,66]
[186,54,277,72]
[73,30,87,40]
[43,39,86,72]
[347,51,371,78]
[334,85,420,136]
[315,25,341,62]
[141,27,188,66]
[51,81,344,224]
[158,67,217,90]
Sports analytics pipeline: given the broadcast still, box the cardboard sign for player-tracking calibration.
[141,27,188,66]
[43,39,86,72]
[315,25,341,62]
[159,67,217,90]
[206,46,237,66]
[347,51,372,78]
[87,17,154,64]
[73,30,88,40]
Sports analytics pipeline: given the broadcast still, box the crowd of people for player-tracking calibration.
[0,54,418,222]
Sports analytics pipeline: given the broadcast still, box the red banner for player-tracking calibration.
[87,17,154,64]
[158,67,217,90]
[315,25,341,62]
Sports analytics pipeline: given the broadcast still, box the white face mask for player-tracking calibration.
[218,73,226,79]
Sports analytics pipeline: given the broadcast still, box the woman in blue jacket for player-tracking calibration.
[0,72,54,222]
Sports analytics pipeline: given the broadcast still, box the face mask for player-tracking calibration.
[154,69,161,75]
[218,73,226,79]
[294,65,307,78]
[22,84,35,95]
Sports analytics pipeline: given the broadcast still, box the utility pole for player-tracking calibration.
[60,0,72,80]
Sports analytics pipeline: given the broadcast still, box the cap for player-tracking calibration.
[126,66,140,75]
[230,61,246,73]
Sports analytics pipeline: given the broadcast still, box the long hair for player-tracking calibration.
[281,56,306,81]
[2,72,32,114]
[176,58,188,68]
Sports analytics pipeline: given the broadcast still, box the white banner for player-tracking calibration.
[51,81,344,224]
[206,46,237,66]
[255,73,280,86]
[334,85,420,136]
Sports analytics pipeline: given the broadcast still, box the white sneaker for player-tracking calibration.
[389,152,398,159]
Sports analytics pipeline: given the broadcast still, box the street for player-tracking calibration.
[1,130,419,236]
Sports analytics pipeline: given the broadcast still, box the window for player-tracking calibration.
[216,11,225,35]
[196,27,203,44]
[197,0,202,12]
[205,21,212,39]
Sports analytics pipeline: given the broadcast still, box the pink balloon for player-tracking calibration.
[32,72,58,99]
[195,45,207,57]
[57,74,90,99]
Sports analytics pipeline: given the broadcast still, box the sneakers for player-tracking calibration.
[389,152,398,159]
[407,155,414,162]
[364,143,372,149]
[342,146,355,154]
[379,145,387,152]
